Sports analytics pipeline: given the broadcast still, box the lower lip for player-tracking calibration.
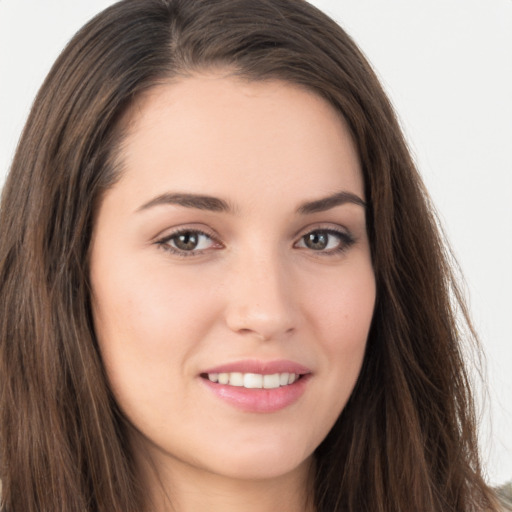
[200,375,310,413]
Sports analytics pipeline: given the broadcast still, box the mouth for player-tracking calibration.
[199,361,311,413]
[200,371,304,389]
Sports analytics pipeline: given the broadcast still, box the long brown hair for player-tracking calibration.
[0,0,503,510]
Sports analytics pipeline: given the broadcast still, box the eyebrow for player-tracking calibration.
[136,190,366,214]
[137,193,233,213]
[296,191,366,214]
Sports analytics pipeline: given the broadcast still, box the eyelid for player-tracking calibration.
[155,225,223,257]
[293,224,356,254]
[293,222,352,240]
[153,222,356,258]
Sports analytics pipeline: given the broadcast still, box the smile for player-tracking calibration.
[204,372,300,389]
[199,360,311,412]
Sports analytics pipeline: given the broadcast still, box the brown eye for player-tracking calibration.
[159,230,218,255]
[303,230,341,251]
[296,229,355,254]
[303,231,329,250]
[173,232,200,251]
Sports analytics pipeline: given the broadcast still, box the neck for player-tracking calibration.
[136,448,315,512]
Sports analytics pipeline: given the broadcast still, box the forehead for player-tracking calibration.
[109,73,364,211]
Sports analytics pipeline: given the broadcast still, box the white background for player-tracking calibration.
[1,0,511,486]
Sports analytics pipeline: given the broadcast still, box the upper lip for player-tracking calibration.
[201,359,312,375]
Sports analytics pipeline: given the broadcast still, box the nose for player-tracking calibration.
[224,251,297,342]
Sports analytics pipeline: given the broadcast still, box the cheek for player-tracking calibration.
[289,262,375,448]
[90,262,225,438]
[92,254,216,343]
[308,263,375,348]
[89,257,221,396]
[303,261,375,397]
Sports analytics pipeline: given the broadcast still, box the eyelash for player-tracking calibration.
[156,228,221,257]
[156,227,356,258]
[295,228,355,255]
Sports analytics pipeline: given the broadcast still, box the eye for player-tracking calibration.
[157,229,220,256]
[295,229,354,254]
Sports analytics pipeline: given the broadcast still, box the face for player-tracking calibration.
[89,74,376,485]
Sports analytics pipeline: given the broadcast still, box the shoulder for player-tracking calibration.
[496,480,512,511]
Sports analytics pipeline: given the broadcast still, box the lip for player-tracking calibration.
[201,359,311,375]
[199,359,312,413]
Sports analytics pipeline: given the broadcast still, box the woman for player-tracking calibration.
[0,0,506,510]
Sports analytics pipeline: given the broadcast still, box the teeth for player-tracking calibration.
[263,374,280,389]
[207,372,300,389]
[229,372,244,387]
[244,373,263,388]
[279,373,289,386]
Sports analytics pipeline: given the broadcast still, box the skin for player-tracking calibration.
[89,73,376,512]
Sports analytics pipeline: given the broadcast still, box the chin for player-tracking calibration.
[194,432,315,481]
[212,452,313,482]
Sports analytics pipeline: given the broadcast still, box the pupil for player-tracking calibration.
[175,232,198,250]
[306,232,327,250]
